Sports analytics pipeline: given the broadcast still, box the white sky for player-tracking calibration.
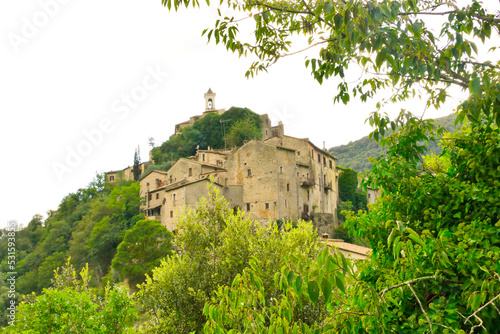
[0,0,479,229]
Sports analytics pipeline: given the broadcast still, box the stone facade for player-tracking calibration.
[367,187,381,205]
[140,130,339,234]
[106,161,151,183]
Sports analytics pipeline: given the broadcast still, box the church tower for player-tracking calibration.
[204,88,216,111]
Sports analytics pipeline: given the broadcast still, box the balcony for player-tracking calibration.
[324,181,333,191]
[300,177,315,187]
[147,215,161,221]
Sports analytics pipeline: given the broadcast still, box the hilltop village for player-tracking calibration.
[107,89,340,237]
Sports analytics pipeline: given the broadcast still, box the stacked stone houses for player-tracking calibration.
[108,89,340,236]
[106,161,151,182]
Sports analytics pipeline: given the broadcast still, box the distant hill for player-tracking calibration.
[329,113,457,172]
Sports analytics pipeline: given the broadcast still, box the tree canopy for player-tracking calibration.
[136,183,323,333]
[150,106,262,166]
[111,219,173,289]
[163,0,500,127]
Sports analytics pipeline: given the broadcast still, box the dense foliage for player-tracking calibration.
[164,0,500,126]
[157,0,500,332]
[111,219,173,289]
[330,113,457,172]
[0,176,143,327]
[337,167,367,213]
[136,183,323,333]
[3,0,500,332]
[9,260,136,333]
[339,113,500,332]
[151,106,262,166]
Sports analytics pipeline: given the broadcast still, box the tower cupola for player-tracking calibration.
[204,88,216,111]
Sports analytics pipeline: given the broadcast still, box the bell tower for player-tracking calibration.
[204,88,216,111]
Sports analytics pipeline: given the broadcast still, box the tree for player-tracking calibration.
[111,219,173,289]
[11,260,136,333]
[133,147,141,181]
[136,182,322,333]
[158,1,500,332]
[192,112,223,149]
[225,118,262,147]
[337,115,500,333]
[337,167,367,216]
[163,0,500,127]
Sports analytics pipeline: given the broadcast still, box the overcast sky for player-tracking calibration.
[1,0,478,229]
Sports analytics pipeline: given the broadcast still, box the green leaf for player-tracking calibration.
[335,275,345,293]
[334,14,343,29]
[308,280,320,303]
[294,276,303,294]
[321,278,332,301]
[324,2,332,14]
[470,77,480,94]
[376,49,387,68]
[406,228,425,247]
[317,247,329,267]
[388,228,396,246]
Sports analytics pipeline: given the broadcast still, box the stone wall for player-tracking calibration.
[312,212,335,237]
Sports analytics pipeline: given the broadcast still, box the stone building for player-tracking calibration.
[106,161,151,183]
[140,124,339,235]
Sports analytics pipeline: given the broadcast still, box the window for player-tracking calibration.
[170,211,173,218]
[307,190,310,200]
[323,156,326,166]
[109,176,114,181]
[280,166,283,173]
[318,153,321,163]
[287,183,290,192]
[248,169,252,177]
[189,168,192,176]
[368,193,371,199]
[285,199,287,207]
[246,203,251,211]
[148,194,152,201]
[265,203,269,209]
[297,151,300,156]
[156,193,159,199]
[329,160,333,168]
[202,154,205,162]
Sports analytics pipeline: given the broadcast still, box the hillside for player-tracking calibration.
[329,113,457,172]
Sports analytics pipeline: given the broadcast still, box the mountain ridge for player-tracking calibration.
[329,113,458,172]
